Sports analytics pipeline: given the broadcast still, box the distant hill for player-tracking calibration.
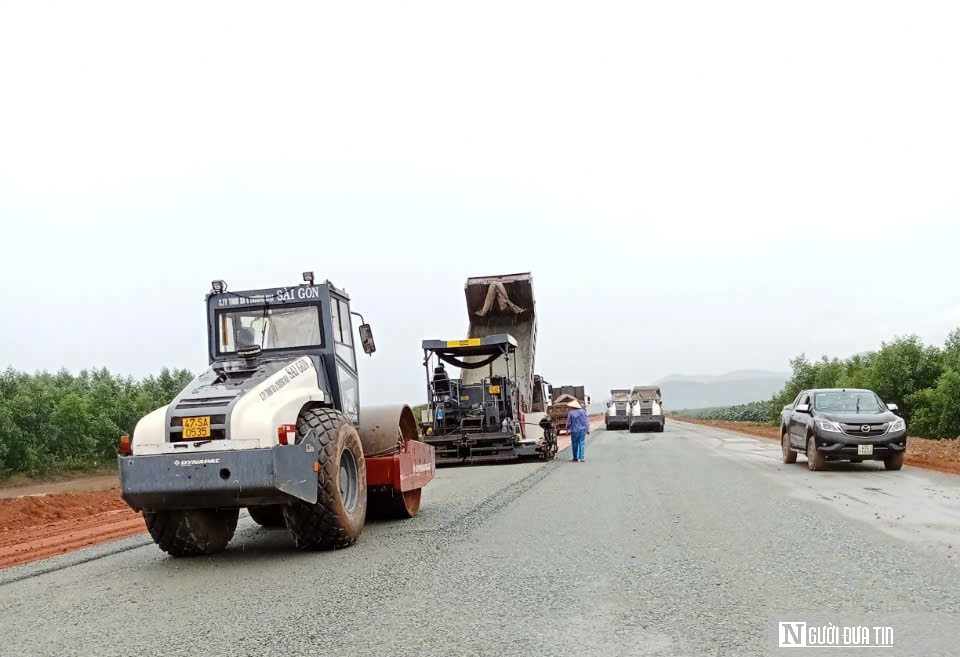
[656,370,788,410]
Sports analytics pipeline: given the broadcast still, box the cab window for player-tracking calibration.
[330,297,356,368]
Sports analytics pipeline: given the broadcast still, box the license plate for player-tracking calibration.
[858,444,873,456]
[182,416,211,439]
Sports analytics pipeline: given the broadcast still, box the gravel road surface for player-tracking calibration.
[5,422,960,656]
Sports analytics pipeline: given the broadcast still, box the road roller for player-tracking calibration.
[117,273,435,556]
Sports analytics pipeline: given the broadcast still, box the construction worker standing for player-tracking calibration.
[566,399,590,462]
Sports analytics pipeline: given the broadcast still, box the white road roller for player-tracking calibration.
[118,273,435,556]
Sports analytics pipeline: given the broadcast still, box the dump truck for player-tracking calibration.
[547,385,590,435]
[117,273,435,557]
[605,389,631,430]
[421,273,555,463]
[628,386,665,432]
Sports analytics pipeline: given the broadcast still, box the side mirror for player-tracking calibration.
[887,403,899,411]
[795,403,811,414]
[358,323,376,355]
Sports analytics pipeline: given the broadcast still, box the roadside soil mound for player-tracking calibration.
[0,488,143,569]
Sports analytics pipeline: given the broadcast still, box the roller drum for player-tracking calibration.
[356,405,419,458]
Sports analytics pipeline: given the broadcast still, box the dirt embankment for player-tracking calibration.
[674,417,960,476]
[0,487,143,569]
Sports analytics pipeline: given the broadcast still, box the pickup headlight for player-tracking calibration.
[815,419,842,433]
[888,418,905,433]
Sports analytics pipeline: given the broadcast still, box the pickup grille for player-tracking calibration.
[840,423,889,438]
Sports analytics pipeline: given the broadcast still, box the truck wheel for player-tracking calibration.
[248,505,287,528]
[806,435,826,471]
[781,431,797,464]
[369,489,422,519]
[143,508,239,556]
[283,408,367,550]
[884,452,904,471]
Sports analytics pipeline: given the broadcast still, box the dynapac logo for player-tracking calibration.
[174,458,221,467]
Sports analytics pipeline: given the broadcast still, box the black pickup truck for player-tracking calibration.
[780,388,907,471]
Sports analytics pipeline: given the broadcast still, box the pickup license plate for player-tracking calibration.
[182,416,211,439]
[857,444,873,456]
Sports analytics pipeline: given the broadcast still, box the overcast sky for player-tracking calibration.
[1,1,959,404]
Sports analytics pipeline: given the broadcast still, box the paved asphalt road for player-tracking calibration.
[6,422,960,656]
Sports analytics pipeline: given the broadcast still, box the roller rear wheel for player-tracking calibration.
[143,508,239,556]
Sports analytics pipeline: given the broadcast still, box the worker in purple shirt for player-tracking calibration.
[566,399,590,462]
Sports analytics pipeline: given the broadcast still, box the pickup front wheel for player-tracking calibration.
[806,435,827,471]
[781,431,797,464]
[884,451,904,471]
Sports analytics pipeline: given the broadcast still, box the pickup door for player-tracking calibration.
[788,392,812,447]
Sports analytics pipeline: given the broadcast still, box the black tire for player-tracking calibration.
[143,508,239,557]
[248,505,287,528]
[604,420,610,430]
[780,431,797,465]
[657,423,665,433]
[781,431,797,464]
[884,451,904,471]
[283,408,367,550]
[806,435,826,471]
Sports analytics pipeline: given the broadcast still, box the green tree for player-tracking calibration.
[868,335,943,423]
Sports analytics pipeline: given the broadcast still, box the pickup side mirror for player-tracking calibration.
[358,324,376,355]
[795,403,811,414]
[887,403,899,411]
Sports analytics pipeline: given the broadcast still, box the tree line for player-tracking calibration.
[0,367,194,478]
[675,329,960,440]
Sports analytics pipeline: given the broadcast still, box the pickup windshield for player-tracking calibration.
[813,391,884,413]
[217,305,323,354]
